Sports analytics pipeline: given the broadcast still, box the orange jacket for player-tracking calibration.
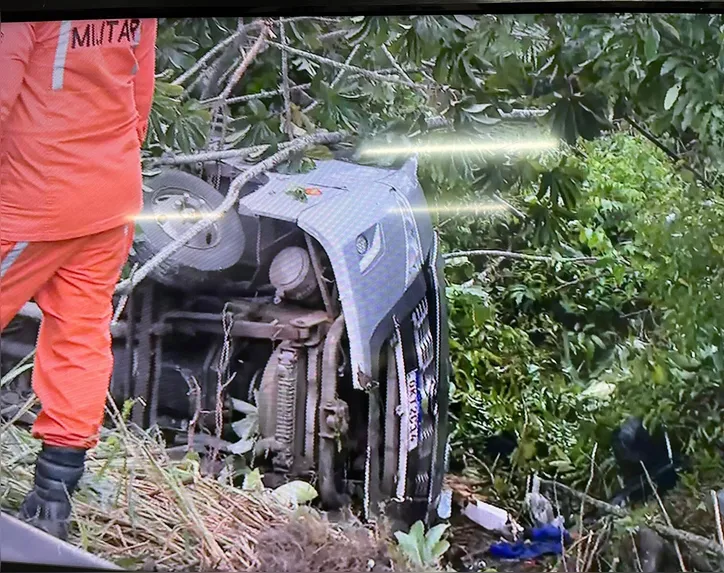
[0,19,157,242]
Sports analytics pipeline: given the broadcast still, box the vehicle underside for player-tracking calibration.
[1,154,451,527]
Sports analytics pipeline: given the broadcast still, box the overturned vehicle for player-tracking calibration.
[2,154,451,525]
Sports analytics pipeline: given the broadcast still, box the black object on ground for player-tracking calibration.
[609,417,683,507]
[484,430,518,460]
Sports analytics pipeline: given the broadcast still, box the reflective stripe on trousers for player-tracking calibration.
[0,242,29,279]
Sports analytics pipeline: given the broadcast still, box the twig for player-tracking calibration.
[712,490,724,551]
[624,114,709,188]
[180,370,202,452]
[540,478,724,557]
[201,83,311,107]
[494,193,527,219]
[209,308,236,465]
[381,43,415,85]
[171,17,340,87]
[147,140,297,167]
[578,442,599,571]
[172,22,261,86]
[268,41,425,90]
[111,263,138,327]
[442,249,599,264]
[551,478,569,573]
[639,460,686,571]
[630,530,644,573]
[199,69,396,108]
[217,24,272,106]
[116,130,347,296]
[319,29,347,41]
[278,19,294,139]
[0,394,38,435]
[584,520,610,572]
[0,350,36,389]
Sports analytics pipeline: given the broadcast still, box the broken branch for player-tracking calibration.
[146,140,297,167]
[381,43,415,85]
[172,22,259,86]
[639,461,687,571]
[624,114,710,188]
[267,40,426,90]
[278,18,294,139]
[217,24,272,106]
[443,249,599,264]
[539,478,724,558]
[712,490,724,551]
[172,17,341,87]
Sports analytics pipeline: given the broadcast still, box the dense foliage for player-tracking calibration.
[146,14,724,497]
[446,132,724,495]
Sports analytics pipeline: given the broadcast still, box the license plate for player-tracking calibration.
[406,369,421,451]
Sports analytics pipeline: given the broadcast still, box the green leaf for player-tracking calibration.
[272,481,319,505]
[664,83,681,111]
[394,530,424,567]
[424,523,450,549]
[454,15,476,29]
[462,103,492,114]
[660,57,680,76]
[228,437,255,455]
[656,17,680,41]
[409,520,426,545]
[242,468,264,491]
[230,398,257,415]
[644,27,660,62]
[430,540,450,561]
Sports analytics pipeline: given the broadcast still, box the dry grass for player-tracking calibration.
[252,508,413,573]
[0,405,414,572]
[0,417,292,571]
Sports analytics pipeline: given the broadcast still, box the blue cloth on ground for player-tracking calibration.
[488,525,571,561]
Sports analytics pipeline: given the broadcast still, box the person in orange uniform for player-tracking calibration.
[0,17,157,540]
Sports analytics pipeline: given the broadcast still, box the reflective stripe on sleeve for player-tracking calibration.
[52,21,73,91]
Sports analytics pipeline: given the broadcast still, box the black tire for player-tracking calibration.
[131,170,246,290]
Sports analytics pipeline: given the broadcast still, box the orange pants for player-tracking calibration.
[0,225,133,449]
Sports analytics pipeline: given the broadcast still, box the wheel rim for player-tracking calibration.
[151,187,222,250]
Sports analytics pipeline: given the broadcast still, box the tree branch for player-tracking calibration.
[279,18,294,139]
[172,21,261,87]
[198,69,396,108]
[200,83,312,107]
[624,114,710,188]
[381,43,414,85]
[443,249,598,264]
[217,24,272,105]
[172,16,342,87]
[267,40,426,90]
[146,140,296,167]
[539,478,724,558]
[319,29,347,42]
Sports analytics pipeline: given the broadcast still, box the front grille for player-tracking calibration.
[410,296,437,497]
[412,297,436,414]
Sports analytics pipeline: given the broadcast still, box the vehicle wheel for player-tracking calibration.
[131,169,246,290]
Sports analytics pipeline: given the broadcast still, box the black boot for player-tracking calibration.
[17,444,86,541]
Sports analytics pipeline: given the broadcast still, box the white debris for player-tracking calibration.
[525,474,555,526]
[462,500,522,537]
[438,487,453,520]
